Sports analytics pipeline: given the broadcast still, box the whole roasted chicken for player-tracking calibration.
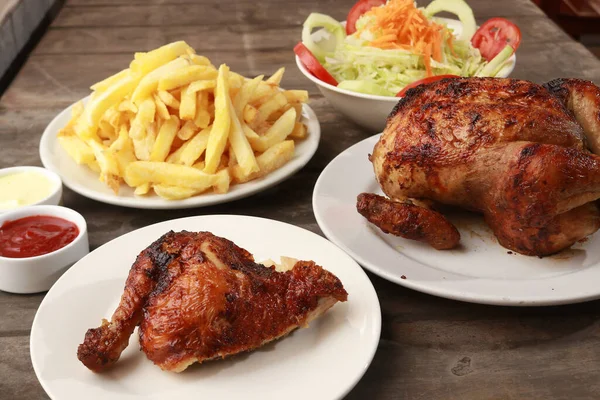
[77,231,347,372]
[357,77,600,256]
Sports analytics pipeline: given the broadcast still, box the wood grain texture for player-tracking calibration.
[1,0,600,399]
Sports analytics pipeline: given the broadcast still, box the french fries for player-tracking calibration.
[57,41,309,200]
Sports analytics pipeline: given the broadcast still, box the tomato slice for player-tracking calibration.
[346,0,386,35]
[294,42,338,86]
[396,75,459,97]
[471,18,521,61]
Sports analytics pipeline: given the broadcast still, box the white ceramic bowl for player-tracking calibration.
[0,205,89,294]
[0,166,63,214]
[296,18,516,132]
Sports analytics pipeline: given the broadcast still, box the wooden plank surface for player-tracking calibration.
[1,0,600,399]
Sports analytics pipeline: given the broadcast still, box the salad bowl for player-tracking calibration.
[296,18,516,132]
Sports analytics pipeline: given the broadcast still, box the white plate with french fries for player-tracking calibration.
[40,41,319,209]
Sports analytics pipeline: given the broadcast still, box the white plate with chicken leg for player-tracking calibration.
[313,77,600,306]
[30,215,380,400]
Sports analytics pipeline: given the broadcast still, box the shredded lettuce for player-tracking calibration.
[323,31,486,96]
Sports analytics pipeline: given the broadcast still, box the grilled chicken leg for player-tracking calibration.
[78,231,347,372]
[358,77,600,256]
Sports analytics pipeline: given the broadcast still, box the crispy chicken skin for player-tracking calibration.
[77,231,347,372]
[359,77,600,256]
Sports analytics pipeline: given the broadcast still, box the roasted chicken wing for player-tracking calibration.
[77,231,347,372]
[359,77,600,256]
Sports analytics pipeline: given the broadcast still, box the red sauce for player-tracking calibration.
[0,215,79,258]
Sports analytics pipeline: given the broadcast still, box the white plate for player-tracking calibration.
[313,134,600,306]
[39,100,320,209]
[30,215,381,400]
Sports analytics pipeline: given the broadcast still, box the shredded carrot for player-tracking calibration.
[357,0,452,77]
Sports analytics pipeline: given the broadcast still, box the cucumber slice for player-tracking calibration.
[302,13,346,62]
[476,45,514,77]
[424,0,477,42]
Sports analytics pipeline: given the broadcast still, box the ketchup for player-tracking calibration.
[0,215,79,258]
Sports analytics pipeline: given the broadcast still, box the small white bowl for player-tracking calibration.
[0,166,63,214]
[0,205,89,294]
[296,18,516,132]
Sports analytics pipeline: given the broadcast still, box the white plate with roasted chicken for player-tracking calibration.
[30,215,381,400]
[313,77,600,306]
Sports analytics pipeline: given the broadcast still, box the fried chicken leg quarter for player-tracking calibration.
[359,77,600,256]
[77,231,347,372]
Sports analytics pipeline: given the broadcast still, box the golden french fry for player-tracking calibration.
[267,103,292,123]
[256,92,287,122]
[234,75,263,117]
[228,72,245,90]
[177,120,197,141]
[187,80,216,94]
[204,64,231,174]
[58,101,85,137]
[125,161,217,191]
[242,123,260,140]
[87,139,121,193]
[115,141,137,176]
[150,115,180,161]
[130,41,192,75]
[157,65,218,92]
[181,126,211,166]
[157,90,180,109]
[289,122,307,140]
[227,97,259,176]
[129,97,155,140]
[58,135,95,164]
[131,57,188,104]
[118,99,138,113]
[165,143,187,164]
[213,168,230,194]
[250,80,278,102]
[248,107,296,152]
[188,54,212,66]
[90,68,130,92]
[132,121,157,161]
[243,104,258,124]
[266,67,285,85]
[231,140,294,183]
[110,124,130,151]
[153,184,201,200]
[292,103,303,122]
[106,107,126,130]
[179,85,197,120]
[153,94,170,120]
[134,183,151,196]
[98,120,116,141]
[283,90,309,103]
[194,91,211,129]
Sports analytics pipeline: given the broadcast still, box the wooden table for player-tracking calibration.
[1,0,600,398]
